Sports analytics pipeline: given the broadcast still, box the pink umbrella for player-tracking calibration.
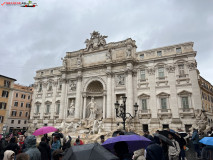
[32,126,58,136]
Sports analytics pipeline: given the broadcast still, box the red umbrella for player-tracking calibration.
[32,126,57,136]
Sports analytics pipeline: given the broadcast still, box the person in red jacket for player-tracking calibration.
[74,138,84,146]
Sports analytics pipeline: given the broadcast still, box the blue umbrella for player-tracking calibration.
[102,135,151,153]
[199,137,213,146]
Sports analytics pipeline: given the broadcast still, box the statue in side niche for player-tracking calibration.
[68,100,75,117]
[87,97,98,120]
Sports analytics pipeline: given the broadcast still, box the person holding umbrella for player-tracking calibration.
[175,133,186,160]
[192,128,201,159]
[168,133,180,160]
[114,141,132,160]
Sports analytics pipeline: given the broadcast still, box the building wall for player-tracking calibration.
[6,84,33,132]
[29,34,202,132]
[0,75,16,133]
[199,76,213,126]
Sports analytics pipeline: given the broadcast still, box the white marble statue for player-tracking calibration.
[98,120,104,134]
[92,119,98,134]
[87,97,98,120]
[68,100,75,117]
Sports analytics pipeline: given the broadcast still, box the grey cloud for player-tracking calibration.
[0,0,212,85]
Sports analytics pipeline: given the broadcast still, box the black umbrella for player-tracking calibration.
[112,131,138,137]
[62,143,119,160]
[153,133,174,146]
[177,132,188,138]
[158,130,181,143]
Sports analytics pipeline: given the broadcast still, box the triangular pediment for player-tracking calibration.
[45,100,52,104]
[35,101,41,104]
[178,90,192,95]
[55,100,60,103]
[157,92,170,96]
[138,93,150,98]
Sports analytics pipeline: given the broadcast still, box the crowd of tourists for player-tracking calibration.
[0,127,213,160]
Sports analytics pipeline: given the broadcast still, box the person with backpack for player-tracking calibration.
[168,133,180,160]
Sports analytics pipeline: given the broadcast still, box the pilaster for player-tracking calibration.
[74,71,82,119]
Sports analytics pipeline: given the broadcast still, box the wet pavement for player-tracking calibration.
[186,141,200,160]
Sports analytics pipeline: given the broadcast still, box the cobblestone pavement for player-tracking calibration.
[185,141,199,160]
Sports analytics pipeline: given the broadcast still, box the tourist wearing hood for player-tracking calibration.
[5,137,20,155]
[146,142,165,160]
[3,150,15,160]
[62,135,71,152]
[24,135,41,160]
[38,137,51,160]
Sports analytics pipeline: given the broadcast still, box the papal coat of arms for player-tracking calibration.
[85,31,108,51]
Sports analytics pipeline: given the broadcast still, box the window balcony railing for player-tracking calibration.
[158,109,172,119]
[179,108,194,118]
[138,109,151,119]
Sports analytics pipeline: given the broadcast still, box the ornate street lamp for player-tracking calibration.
[114,96,138,130]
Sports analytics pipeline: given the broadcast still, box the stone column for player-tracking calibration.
[103,92,106,119]
[126,67,134,116]
[75,71,82,119]
[41,82,47,120]
[106,72,112,119]
[59,79,66,120]
[83,94,87,119]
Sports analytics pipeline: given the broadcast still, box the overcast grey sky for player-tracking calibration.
[0,0,213,85]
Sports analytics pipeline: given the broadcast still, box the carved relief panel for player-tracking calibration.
[115,74,125,87]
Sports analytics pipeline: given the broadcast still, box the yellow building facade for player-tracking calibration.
[0,75,16,134]
[199,76,213,125]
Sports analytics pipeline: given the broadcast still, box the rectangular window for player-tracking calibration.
[182,97,189,109]
[0,103,7,109]
[143,124,148,132]
[14,101,18,107]
[163,124,169,129]
[0,116,4,123]
[36,105,40,114]
[25,112,28,117]
[26,103,31,108]
[21,94,25,99]
[18,120,21,124]
[11,120,14,124]
[24,120,27,124]
[28,95,30,100]
[56,104,60,114]
[11,111,17,116]
[48,83,52,91]
[46,105,50,113]
[161,98,167,109]
[39,84,42,92]
[19,112,22,117]
[51,70,53,74]
[176,47,182,53]
[158,67,164,78]
[142,99,147,110]
[21,102,24,107]
[157,51,162,57]
[16,93,18,98]
[178,64,185,77]
[2,90,9,98]
[140,54,144,59]
[4,80,10,87]
[140,70,146,80]
[59,83,62,90]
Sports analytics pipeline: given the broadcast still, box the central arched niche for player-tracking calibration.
[86,80,104,119]
[86,80,103,93]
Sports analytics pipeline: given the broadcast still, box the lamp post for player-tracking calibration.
[114,96,138,131]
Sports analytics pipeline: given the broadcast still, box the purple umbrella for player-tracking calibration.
[102,135,151,153]
[32,126,57,136]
